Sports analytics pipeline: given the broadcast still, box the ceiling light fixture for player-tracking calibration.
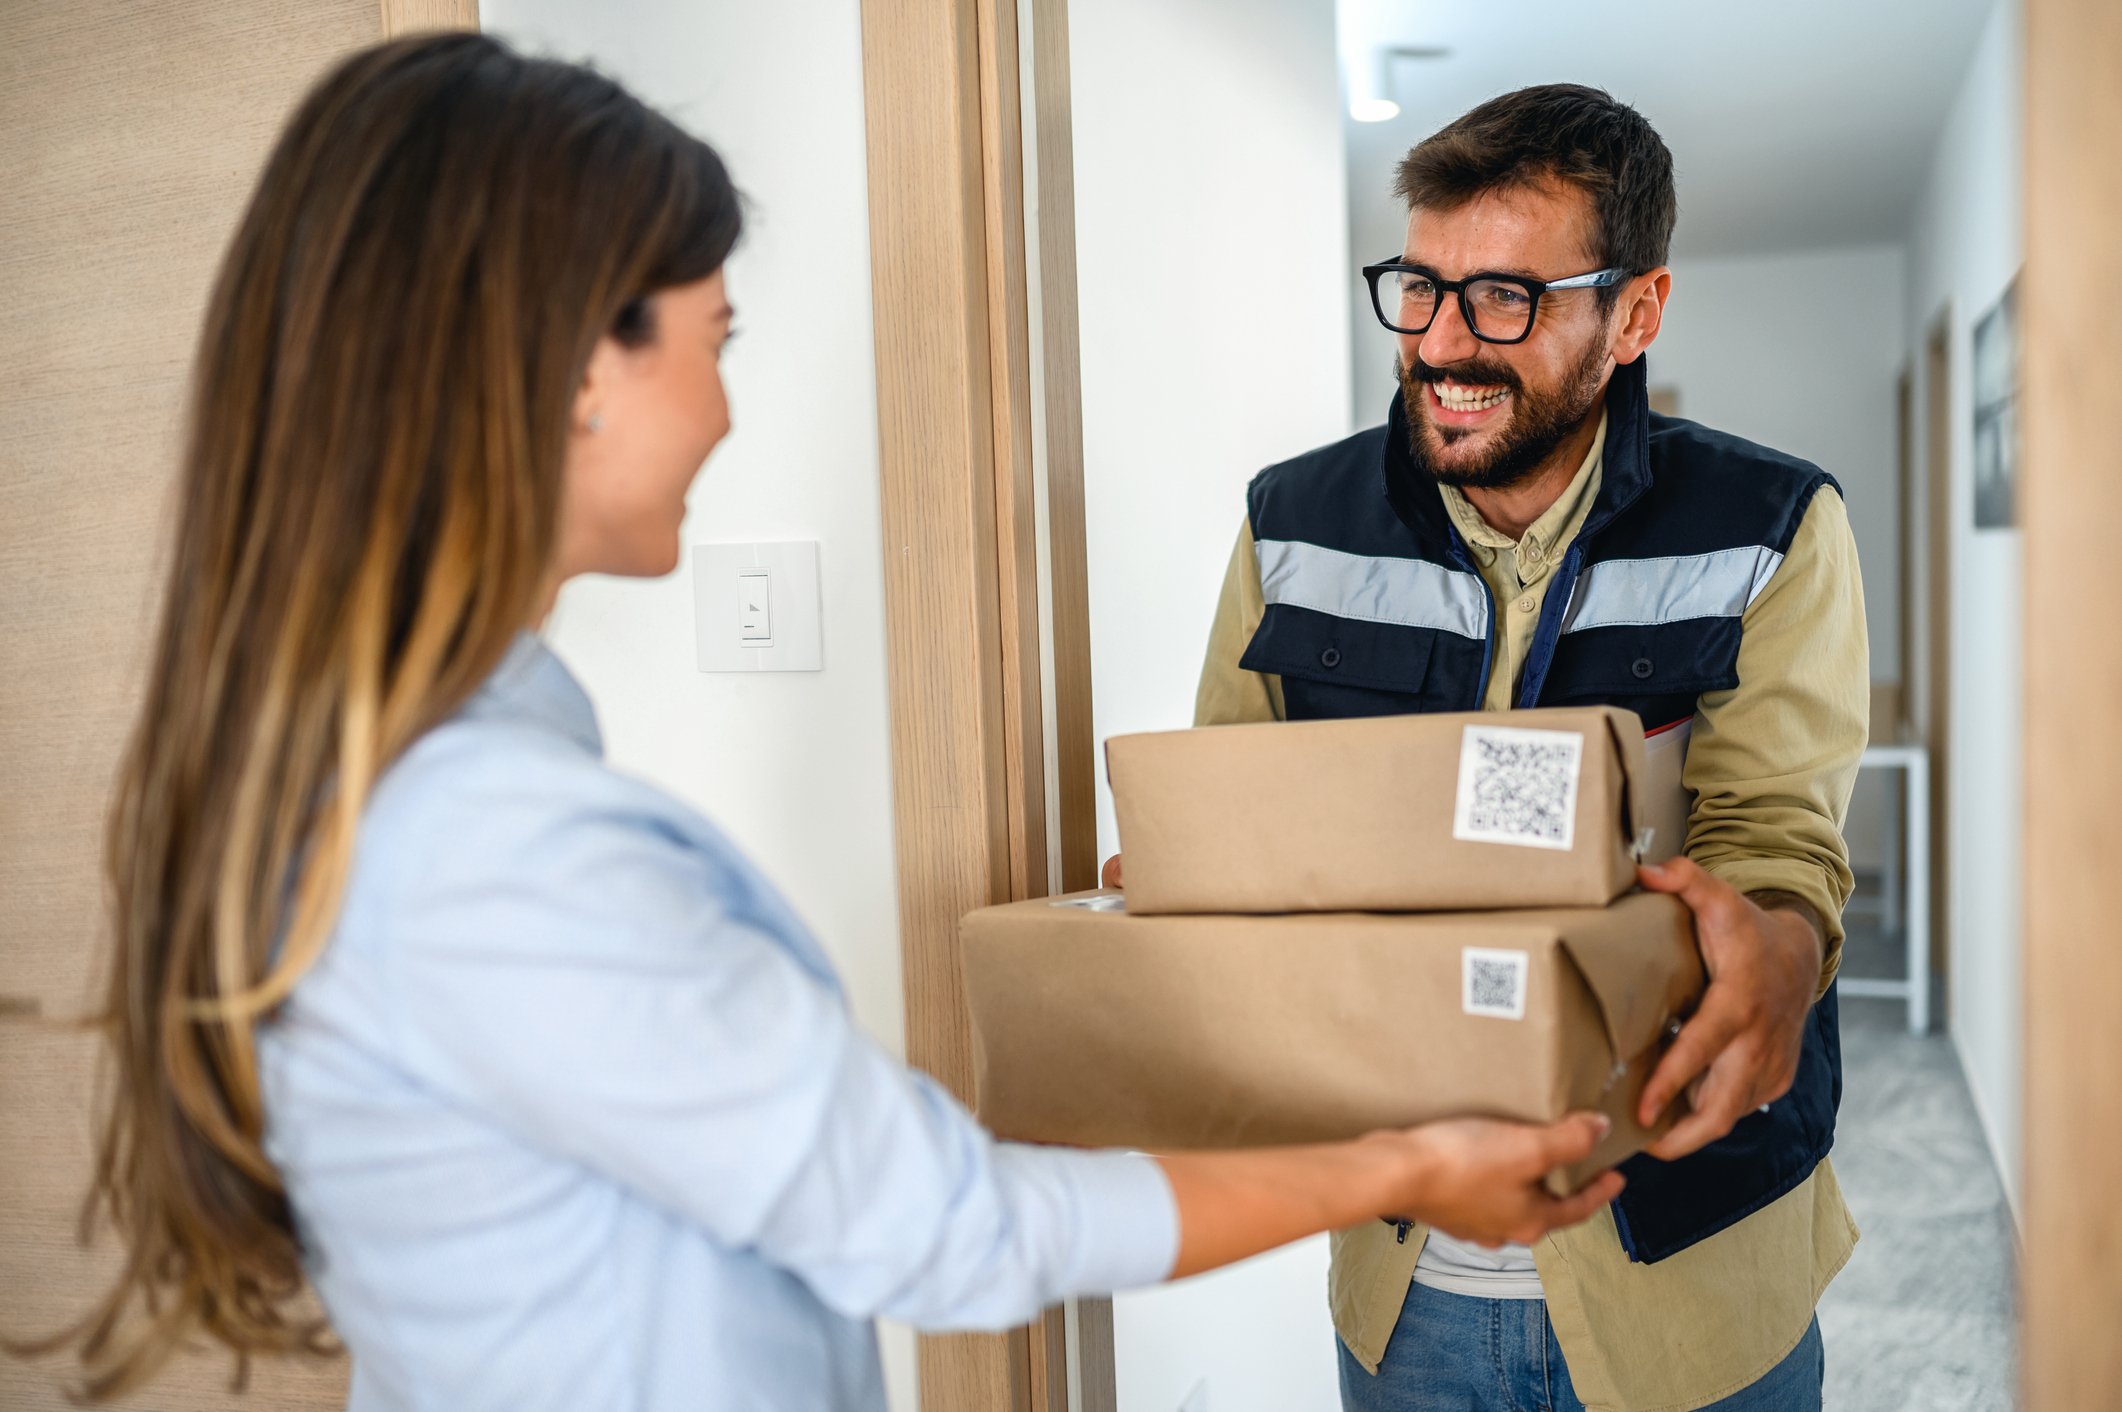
[1349,44,1451,124]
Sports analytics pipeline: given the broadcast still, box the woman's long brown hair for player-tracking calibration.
[38,33,741,1400]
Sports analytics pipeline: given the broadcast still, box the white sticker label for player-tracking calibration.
[1051,894,1126,912]
[1451,724,1584,851]
[1462,947,1530,1020]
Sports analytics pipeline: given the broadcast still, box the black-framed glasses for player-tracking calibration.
[1362,261,1629,344]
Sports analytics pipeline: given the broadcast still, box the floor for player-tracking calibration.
[1817,915,2019,1411]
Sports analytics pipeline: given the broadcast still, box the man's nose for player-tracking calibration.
[1417,292,1481,367]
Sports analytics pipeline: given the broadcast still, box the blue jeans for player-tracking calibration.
[1337,1282,1823,1412]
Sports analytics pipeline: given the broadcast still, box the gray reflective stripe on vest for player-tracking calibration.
[1560,544,1785,633]
[1255,537,1489,641]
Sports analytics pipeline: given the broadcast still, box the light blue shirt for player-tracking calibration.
[260,635,1177,1411]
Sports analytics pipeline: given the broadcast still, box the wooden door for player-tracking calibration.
[0,3,464,1405]
[2021,0,2122,1404]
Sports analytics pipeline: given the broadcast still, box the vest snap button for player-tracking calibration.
[1631,657,1654,680]
[1320,647,1343,669]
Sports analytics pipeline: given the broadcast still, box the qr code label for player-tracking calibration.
[1462,947,1529,1020]
[1451,725,1584,851]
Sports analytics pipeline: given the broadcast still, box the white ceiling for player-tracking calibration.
[1339,0,1999,261]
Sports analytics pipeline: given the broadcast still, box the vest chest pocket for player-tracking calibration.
[1538,617,1743,707]
[1240,606,1475,720]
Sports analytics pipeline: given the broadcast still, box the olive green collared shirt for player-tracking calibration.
[1193,418,1868,1412]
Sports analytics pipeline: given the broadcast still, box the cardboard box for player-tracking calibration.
[961,889,1704,1191]
[1107,706,1683,916]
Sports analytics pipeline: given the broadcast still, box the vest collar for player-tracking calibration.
[1379,354,1655,555]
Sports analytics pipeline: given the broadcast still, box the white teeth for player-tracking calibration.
[1435,383,1508,412]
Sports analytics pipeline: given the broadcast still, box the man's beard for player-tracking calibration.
[1396,337,1609,491]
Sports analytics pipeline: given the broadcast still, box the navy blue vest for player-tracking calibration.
[1240,356,1844,1264]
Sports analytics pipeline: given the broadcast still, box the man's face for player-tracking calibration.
[1395,181,1618,490]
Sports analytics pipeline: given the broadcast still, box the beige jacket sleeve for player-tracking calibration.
[1684,487,1869,990]
[1193,519,1285,727]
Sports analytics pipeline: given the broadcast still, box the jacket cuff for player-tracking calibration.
[1699,858,1846,1001]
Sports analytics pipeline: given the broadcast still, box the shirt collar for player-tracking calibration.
[461,631,604,756]
[1438,408,1608,563]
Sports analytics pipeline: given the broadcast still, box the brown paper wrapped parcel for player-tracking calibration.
[961,889,1705,1190]
[1105,705,1689,915]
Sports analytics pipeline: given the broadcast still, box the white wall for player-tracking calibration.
[1903,0,2024,1210]
[477,4,914,1406]
[1069,0,1352,1406]
[1347,177,1405,429]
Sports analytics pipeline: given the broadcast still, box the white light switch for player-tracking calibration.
[737,570,773,644]
[693,542,822,672]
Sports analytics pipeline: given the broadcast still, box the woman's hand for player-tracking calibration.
[1154,1112,1622,1279]
[1378,1113,1626,1248]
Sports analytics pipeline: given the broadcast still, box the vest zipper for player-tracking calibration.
[1446,521,1498,709]
[1395,1220,1412,1244]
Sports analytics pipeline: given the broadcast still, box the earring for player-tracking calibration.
[587,412,605,433]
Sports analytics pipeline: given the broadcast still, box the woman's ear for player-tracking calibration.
[1611,267,1671,365]
[571,333,622,437]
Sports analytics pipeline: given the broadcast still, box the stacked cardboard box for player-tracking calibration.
[960,707,1708,1189]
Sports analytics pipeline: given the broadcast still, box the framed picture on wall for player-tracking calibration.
[1971,277,2018,530]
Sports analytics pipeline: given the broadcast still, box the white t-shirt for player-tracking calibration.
[1412,1230,1545,1300]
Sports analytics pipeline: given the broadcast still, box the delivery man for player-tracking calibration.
[1115,84,1868,1411]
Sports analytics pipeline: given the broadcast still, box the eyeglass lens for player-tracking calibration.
[1372,269,1536,341]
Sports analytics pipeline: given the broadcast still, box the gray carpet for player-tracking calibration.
[1818,914,2018,1410]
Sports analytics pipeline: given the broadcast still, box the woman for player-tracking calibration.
[55,33,1623,1410]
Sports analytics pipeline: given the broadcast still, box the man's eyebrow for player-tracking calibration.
[1399,258,1547,282]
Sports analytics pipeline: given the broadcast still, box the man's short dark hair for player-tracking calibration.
[1394,83,1676,289]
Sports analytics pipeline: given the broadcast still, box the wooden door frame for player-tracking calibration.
[1893,362,1914,728]
[1922,309,1952,998]
[858,1,1105,1408]
[2021,0,2122,1404]
[379,0,474,37]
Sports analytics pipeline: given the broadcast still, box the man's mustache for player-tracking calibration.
[1401,356,1523,394]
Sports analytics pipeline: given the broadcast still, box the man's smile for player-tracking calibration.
[1428,379,1513,429]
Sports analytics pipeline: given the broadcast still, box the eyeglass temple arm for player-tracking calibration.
[1541,267,1629,291]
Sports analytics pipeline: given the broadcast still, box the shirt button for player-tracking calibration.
[1516,596,1537,613]
[1632,657,1655,679]
[1320,646,1343,669]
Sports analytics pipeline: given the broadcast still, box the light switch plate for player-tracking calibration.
[692,541,822,672]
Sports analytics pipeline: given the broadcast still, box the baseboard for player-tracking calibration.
[1948,1029,2025,1239]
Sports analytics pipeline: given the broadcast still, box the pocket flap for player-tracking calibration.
[1240,605,1438,695]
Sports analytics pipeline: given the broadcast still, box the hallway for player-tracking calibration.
[1821,953,2018,1408]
